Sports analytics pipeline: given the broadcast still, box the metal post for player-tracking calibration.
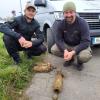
[20,0,22,14]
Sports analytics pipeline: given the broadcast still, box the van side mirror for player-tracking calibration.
[34,0,46,7]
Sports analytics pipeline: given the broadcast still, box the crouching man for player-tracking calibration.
[0,2,46,64]
[50,2,92,71]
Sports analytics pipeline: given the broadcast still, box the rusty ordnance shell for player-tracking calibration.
[33,63,52,72]
[53,70,63,93]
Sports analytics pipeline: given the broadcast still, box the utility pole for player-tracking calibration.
[19,0,22,14]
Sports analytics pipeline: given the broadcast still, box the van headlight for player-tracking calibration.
[54,12,64,20]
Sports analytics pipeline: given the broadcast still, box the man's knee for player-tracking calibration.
[3,35,21,53]
[3,35,12,45]
[78,48,92,63]
[51,44,63,57]
[40,44,47,53]
[27,44,46,56]
[3,35,18,47]
[34,44,47,55]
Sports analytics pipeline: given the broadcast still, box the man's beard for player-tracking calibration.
[65,17,73,24]
[25,15,33,20]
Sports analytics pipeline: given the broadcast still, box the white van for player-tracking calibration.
[34,0,100,46]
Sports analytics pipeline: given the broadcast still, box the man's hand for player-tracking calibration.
[64,50,75,61]
[18,37,32,48]
[18,37,26,47]
[64,49,69,60]
[22,41,32,48]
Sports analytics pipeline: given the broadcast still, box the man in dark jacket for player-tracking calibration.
[0,2,46,64]
[51,2,92,71]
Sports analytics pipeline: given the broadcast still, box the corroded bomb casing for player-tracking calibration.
[33,63,52,72]
[53,70,63,93]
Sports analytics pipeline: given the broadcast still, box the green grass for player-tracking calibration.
[0,33,44,100]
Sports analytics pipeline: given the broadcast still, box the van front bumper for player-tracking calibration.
[90,30,100,45]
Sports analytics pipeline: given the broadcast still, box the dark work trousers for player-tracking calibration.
[3,35,47,62]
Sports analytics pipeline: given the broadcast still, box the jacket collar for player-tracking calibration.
[22,15,35,23]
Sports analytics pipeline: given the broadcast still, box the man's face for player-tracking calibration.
[25,7,36,19]
[63,10,76,24]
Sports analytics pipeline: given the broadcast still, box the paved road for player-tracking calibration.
[25,46,100,100]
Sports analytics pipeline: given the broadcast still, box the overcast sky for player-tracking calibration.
[0,0,33,18]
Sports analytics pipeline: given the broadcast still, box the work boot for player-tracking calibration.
[76,60,84,71]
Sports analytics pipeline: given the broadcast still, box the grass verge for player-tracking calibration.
[0,33,44,100]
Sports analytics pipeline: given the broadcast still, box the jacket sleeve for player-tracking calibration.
[55,21,66,52]
[75,19,91,54]
[0,18,21,39]
[32,25,44,47]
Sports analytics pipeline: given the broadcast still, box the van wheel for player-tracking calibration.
[47,28,55,53]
